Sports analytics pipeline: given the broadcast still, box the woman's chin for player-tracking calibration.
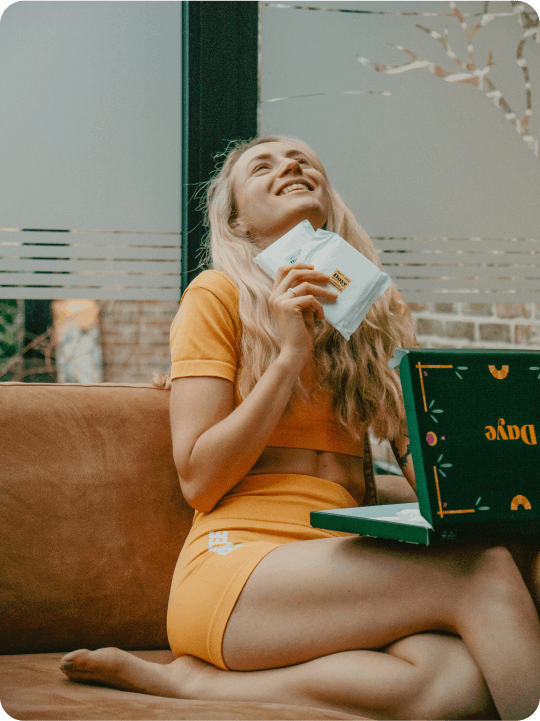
[262,211,327,244]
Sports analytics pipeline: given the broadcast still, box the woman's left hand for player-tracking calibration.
[390,433,416,492]
[268,263,338,366]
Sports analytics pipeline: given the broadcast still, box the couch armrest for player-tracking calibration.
[0,383,193,655]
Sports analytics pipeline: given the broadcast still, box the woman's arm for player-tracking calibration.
[171,353,302,513]
[171,264,337,513]
[389,433,416,492]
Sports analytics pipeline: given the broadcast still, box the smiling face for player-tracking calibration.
[231,141,330,248]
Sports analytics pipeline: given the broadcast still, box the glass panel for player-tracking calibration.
[0,3,181,382]
[260,1,540,303]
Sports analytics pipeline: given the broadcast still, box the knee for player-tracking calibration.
[417,664,492,720]
[476,544,516,574]
[411,640,494,720]
[463,545,521,603]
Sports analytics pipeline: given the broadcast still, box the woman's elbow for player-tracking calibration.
[176,472,217,513]
[184,488,218,513]
[187,495,217,513]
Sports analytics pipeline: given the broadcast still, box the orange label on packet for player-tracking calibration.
[328,269,351,293]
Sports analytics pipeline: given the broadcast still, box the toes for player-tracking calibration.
[60,647,125,677]
[60,649,91,673]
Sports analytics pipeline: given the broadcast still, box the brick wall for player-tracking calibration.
[98,298,540,386]
[98,300,179,383]
[409,301,540,349]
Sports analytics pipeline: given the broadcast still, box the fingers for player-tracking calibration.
[274,291,326,321]
[274,264,328,292]
[274,263,314,282]
[269,264,337,347]
[286,280,338,304]
[290,293,326,321]
[274,265,338,300]
[270,264,338,324]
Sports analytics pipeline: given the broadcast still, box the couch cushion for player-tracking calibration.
[0,383,193,654]
[0,651,365,720]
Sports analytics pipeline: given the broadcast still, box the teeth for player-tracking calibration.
[280,183,310,195]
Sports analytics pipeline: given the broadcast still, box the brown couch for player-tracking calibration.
[1,383,538,720]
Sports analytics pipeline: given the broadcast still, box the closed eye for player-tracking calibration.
[253,163,271,173]
[294,157,311,166]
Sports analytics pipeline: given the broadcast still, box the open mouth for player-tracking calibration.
[278,182,312,196]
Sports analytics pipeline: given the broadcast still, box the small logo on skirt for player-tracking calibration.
[208,530,244,555]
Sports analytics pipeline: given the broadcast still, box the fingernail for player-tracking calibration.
[62,661,73,668]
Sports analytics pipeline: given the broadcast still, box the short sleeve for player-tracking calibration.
[170,272,240,383]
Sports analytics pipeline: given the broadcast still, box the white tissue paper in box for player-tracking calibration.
[253,220,393,340]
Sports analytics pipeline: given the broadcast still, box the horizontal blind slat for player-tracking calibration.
[388,267,540,279]
[0,259,180,272]
[375,240,540,253]
[0,287,181,300]
[395,278,540,290]
[401,290,540,302]
[0,232,180,246]
[0,273,180,288]
[380,252,540,264]
[0,245,181,260]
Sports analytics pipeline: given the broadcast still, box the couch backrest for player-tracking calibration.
[0,383,193,654]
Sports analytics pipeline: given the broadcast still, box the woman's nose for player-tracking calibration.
[279,158,302,176]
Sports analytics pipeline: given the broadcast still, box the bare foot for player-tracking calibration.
[60,647,206,699]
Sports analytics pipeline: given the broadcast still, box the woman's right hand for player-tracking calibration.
[268,263,338,367]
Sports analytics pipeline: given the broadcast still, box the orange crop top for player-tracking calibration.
[170,270,365,457]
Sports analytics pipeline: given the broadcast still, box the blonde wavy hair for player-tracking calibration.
[154,136,417,441]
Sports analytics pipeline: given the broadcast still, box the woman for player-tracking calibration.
[61,136,540,720]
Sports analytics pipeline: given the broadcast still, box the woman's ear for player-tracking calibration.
[231,218,251,236]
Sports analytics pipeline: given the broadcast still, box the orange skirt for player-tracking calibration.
[166,473,357,670]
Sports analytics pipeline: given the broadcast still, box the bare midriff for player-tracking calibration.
[246,446,366,507]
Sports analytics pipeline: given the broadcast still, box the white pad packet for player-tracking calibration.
[253,220,393,340]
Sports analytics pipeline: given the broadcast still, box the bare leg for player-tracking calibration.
[222,537,540,720]
[60,538,538,719]
[61,631,497,719]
